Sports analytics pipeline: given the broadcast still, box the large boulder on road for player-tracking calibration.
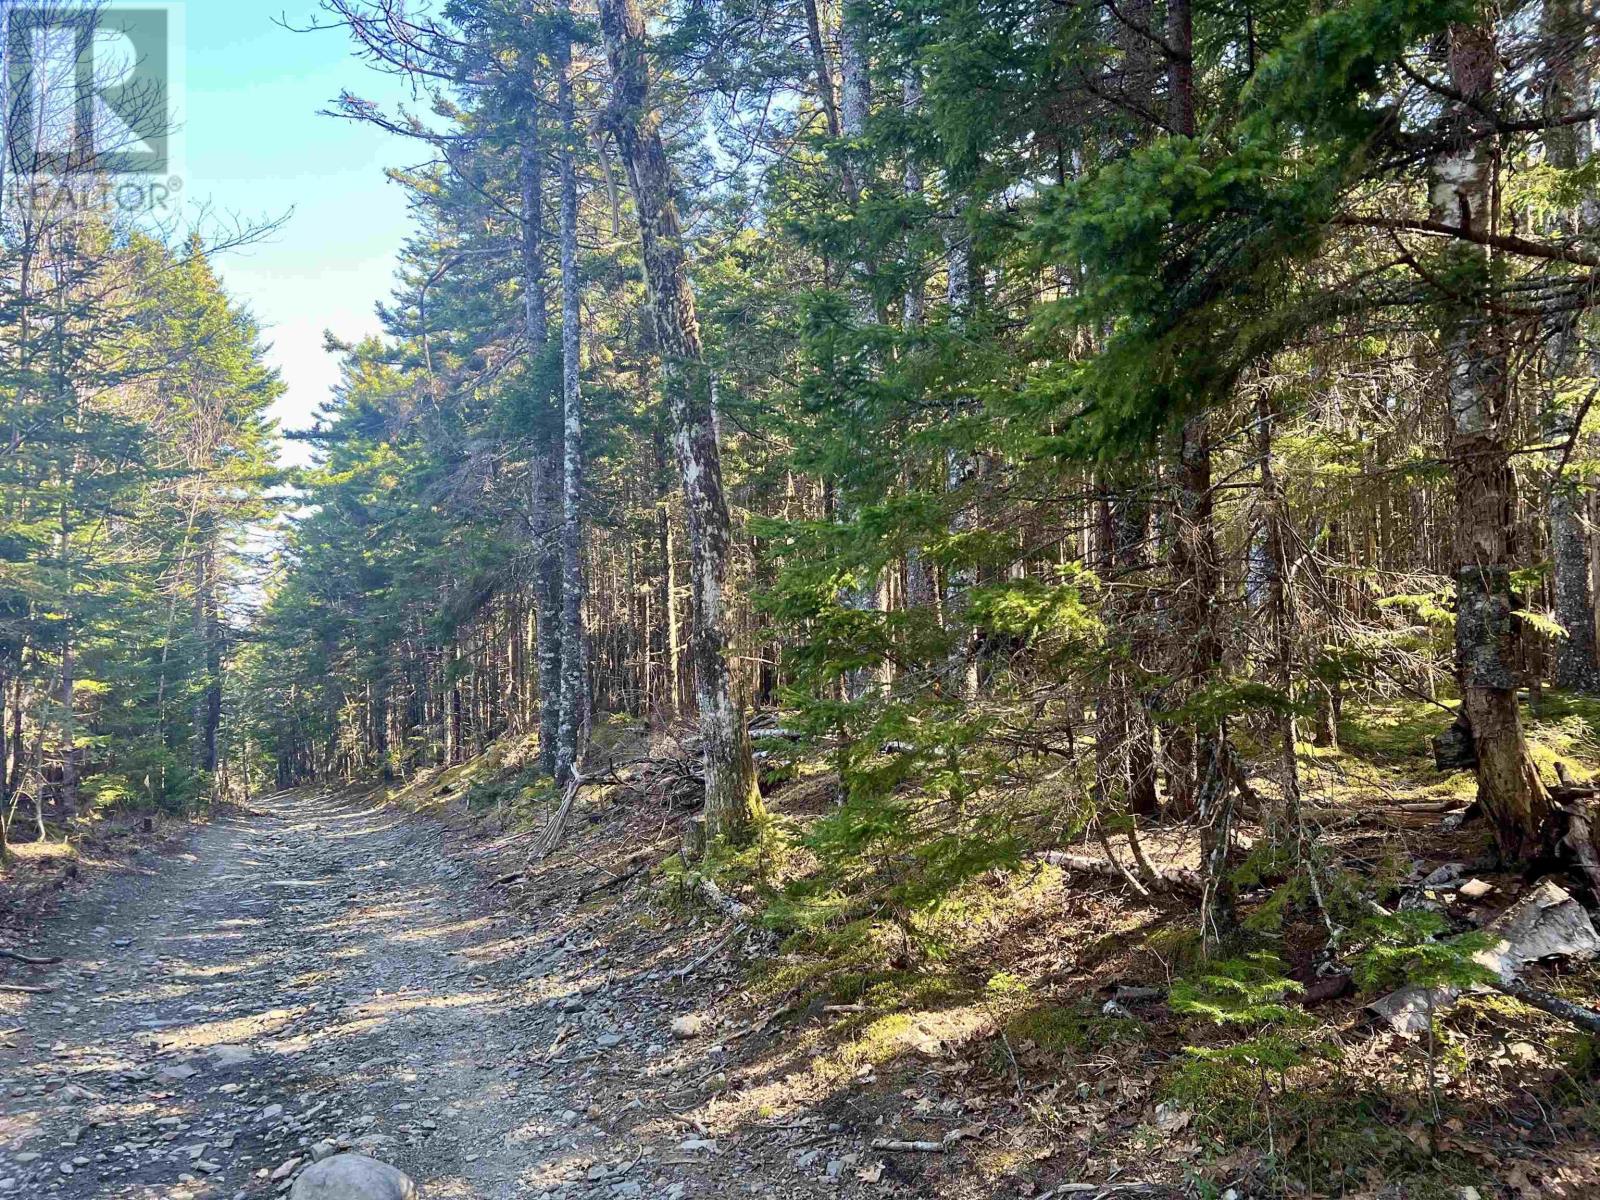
[288,1154,417,1200]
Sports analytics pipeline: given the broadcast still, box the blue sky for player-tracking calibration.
[180,1,419,465]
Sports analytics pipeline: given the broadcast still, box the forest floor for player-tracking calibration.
[6,704,1600,1199]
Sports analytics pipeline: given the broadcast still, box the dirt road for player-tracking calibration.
[0,792,721,1200]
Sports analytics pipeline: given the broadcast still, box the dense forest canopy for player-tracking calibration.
[232,0,1600,905]
[7,0,1600,959]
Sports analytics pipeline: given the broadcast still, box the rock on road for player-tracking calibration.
[0,792,697,1200]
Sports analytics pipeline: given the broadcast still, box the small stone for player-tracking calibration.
[596,1033,623,1049]
[309,1141,337,1163]
[1459,878,1494,901]
[670,1014,706,1039]
[156,1064,198,1083]
[260,1104,285,1123]
[1419,863,1464,889]
[212,1045,254,1068]
[271,1157,303,1182]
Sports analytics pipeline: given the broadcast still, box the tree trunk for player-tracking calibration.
[838,8,870,202]
[654,424,683,721]
[1548,481,1598,691]
[59,632,76,821]
[1114,487,1159,816]
[1094,487,1128,811]
[450,646,464,767]
[1541,0,1600,693]
[554,25,589,787]
[1438,22,1551,859]
[597,0,764,842]
[521,117,565,779]
[901,67,937,614]
[801,0,842,141]
[191,544,221,780]
[836,4,887,699]
[0,672,8,860]
[943,227,980,701]
[1257,393,1306,827]
[8,675,23,801]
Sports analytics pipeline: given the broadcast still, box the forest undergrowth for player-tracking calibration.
[355,689,1600,1199]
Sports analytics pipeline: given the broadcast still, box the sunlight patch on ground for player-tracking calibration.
[273,990,496,1051]
[390,916,496,944]
[150,1004,311,1052]
[334,902,431,926]
[169,952,274,979]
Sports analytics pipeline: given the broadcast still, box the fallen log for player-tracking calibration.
[0,948,60,966]
[575,860,650,902]
[671,927,740,978]
[1036,850,1202,895]
[695,875,752,922]
[1303,801,1461,819]
[1492,978,1600,1034]
[871,1128,975,1153]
